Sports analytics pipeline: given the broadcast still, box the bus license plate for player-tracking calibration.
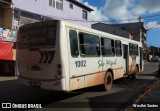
[28,80,41,88]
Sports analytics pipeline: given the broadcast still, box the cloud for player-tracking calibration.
[90,6,109,22]
[80,0,160,24]
[81,1,110,22]
[102,0,136,22]
[101,0,160,23]
[140,0,160,13]
[132,6,146,15]
[146,21,160,30]
[75,0,82,2]
[132,0,160,15]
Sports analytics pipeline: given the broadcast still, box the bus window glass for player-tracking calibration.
[90,34,100,56]
[69,30,79,57]
[115,40,122,56]
[79,33,100,57]
[18,21,57,49]
[134,44,139,56]
[129,43,134,55]
[101,37,115,56]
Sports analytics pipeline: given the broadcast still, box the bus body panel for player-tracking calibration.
[66,27,103,90]
[59,21,71,91]
[17,20,143,91]
[17,20,67,90]
[19,77,66,91]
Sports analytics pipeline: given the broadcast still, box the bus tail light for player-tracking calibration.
[57,70,62,75]
[57,64,62,76]
[57,64,62,69]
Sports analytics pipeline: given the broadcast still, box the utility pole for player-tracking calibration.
[137,16,142,22]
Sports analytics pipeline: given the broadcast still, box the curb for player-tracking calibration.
[0,76,18,81]
[124,78,159,111]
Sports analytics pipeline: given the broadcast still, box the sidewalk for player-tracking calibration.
[0,76,18,81]
[141,78,160,102]
[125,77,160,111]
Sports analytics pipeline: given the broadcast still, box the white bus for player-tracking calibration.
[17,20,143,91]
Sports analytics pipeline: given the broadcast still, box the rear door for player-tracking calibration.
[123,44,129,74]
[139,47,143,71]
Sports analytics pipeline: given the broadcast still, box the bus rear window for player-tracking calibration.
[18,21,57,49]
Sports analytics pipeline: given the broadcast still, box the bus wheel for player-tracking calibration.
[131,67,138,79]
[104,72,113,91]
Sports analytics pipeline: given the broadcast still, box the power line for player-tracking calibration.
[43,14,160,31]
[147,22,160,30]
[39,13,160,31]
[142,13,160,19]
[44,14,139,23]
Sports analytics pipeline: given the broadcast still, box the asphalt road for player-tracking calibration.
[0,62,159,111]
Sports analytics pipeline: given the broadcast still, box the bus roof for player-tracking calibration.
[19,19,142,46]
[61,20,142,45]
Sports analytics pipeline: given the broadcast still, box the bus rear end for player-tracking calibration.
[17,20,66,90]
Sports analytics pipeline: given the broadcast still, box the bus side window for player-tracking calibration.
[79,33,85,56]
[134,44,139,56]
[101,38,105,55]
[111,39,115,55]
[101,37,115,56]
[129,43,134,55]
[79,33,100,57]
[90,34,100,56]
[115,40,122,56]
[69,30,79,57]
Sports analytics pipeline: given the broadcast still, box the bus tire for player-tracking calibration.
[131,66,138,79]
[104,72,113,91]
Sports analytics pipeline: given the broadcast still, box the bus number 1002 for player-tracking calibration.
[75,60,86,68]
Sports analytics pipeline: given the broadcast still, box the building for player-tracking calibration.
[12,0,93,29]
[0,0,94,31]
[112,22,147,44]
[0,0,12,29]
[91,23,133,39]
[150,46,160,56]
[92,22,147,44]
[92,22,147,60]
[112,22,147,59]
[0,0,93,76]
[0,0,16,76]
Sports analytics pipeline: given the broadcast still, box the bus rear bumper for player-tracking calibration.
[18,76,66,91]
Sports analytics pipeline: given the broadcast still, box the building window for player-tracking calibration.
[49,0,52,6]
[49,0,63,10]
[79,33,100,57]
[49,0,55,8]
[82,10,87,20]
[69,30,79,57]
[101,37,115,56]
[70,3,73,9]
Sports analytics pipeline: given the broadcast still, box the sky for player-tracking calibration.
[78,0,160,47]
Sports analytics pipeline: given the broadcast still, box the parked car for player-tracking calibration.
[151,56,160,62]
